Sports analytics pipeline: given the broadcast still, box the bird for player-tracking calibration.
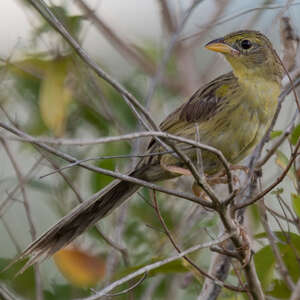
[13,30,284,272]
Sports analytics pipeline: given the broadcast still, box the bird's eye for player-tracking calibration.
[241,39,252,50]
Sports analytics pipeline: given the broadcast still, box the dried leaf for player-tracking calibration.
[54,248,106,287]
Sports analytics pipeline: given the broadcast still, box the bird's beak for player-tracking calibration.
[205,38,240,56]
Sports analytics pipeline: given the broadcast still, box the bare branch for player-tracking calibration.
[0,156,44,217]
[280,17,300,71]
[145,0,202,106]
[152,191,244,293]
[75,233,233,300]
[75,0,156,75]
[0,284,23,300]
[181,2,300,42]
[38,150,130,264]
[104,272,147,297]
[291,279,300,300]
[237,136,300,210]
[0,138,43,300]
[26,0,174,156]
[258,199,295,290]
[0,122,212,207]
[157,0,177,34]
[197,253,232,300]
[1,218,22,254]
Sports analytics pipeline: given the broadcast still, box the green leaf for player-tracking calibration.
[256,232,300,282]
[90,142,131,193]
[254,245,275,289]
[255,231,300,249]
[33,5,84,41]
[150,259,188,276]
[279,243,300,281]
[79,105,110,135]
[291,193,300,218]
[249,205,260,229]
[267,279,290,299]
[130,190,177,230]
[44,285,72,300]
[116,258,188,279]
[271,187,284,195]
[270,130,282,139]
[44,284,91,300]
[291,123,300,145]
[0,258,35,298]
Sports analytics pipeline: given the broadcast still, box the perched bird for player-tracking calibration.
[15,30,284,270]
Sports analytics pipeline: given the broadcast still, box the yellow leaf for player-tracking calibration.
[54,248,106,287]
[6,57,49,80]
[39,57,73,136]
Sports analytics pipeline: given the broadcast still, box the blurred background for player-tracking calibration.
[0,1,300,299]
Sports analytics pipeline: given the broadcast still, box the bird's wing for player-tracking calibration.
[147,71,238,153]
[159,72,238,133]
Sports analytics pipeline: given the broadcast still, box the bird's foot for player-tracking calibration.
[192,182,214,208]
[233,220,252,267]
[230,165,249,174]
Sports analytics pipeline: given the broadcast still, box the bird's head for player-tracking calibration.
[205,30,284,83]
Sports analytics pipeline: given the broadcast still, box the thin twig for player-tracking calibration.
[0,156,44,217]
[157,0,177,34]
[0,284,22,300]
[152,191,244,293]
[0,138,43,300]
[145,0,203,107]
[26,0,177,158]
[291,279,300,300]
[1,128,232,181]
[0,122,213,207]
[265,205,296,226]
[39,147,192,179]
[258,198,295,290]
[104,272,147,297]
[74,233,233,300]
[181,2,300,42]
[75,0,156,75]
[237,136,300,210]
[38,149,130,264]
[256,116,296,168]
[0,218,22,254]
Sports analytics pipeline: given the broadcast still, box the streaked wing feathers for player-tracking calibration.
[160,72,237,132]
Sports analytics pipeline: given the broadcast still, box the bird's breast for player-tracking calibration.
[197,80,280,168]
[238,77,280,122]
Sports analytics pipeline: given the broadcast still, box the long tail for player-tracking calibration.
[12,170,142,274]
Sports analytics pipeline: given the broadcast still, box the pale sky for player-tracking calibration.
[0,1,299,74]
[0,1,214,60]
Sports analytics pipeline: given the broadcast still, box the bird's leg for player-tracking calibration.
[232,220,252,267]
[160,155,192,176]
[205,164,249,187]
[192,170,227,200]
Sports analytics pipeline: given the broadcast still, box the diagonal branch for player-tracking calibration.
[76,233,233,300]
[0,122,213,207]
[75,0,156,75]
[152,191,244,293]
